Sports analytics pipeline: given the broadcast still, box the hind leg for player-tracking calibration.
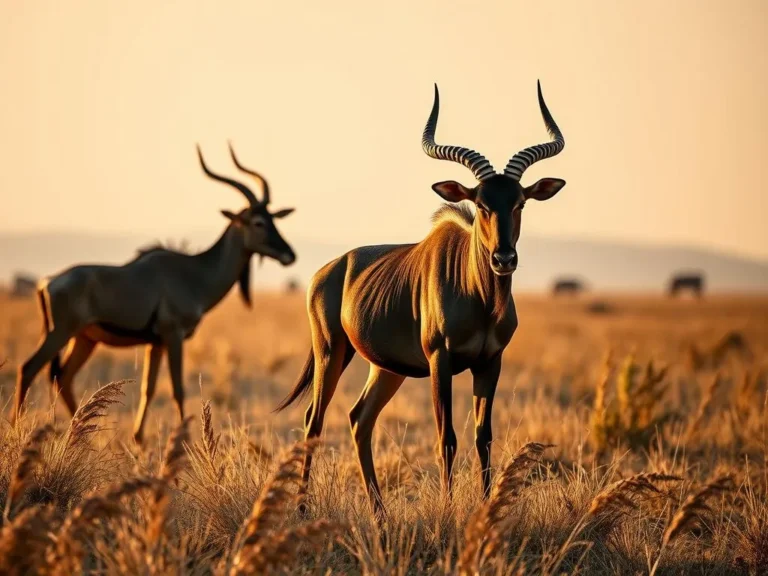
[14,329,70,424]
[298,335,351,511]
[349,365,405,517]
[54,336,96,417]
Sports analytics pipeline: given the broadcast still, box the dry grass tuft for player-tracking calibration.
[3,423,53,521]
[685,372,722,442]
[66,379,127,448]
[201,399,221,473]
[159,416,192,483]
[457,442,553,575]
[49,476,162,574]
[0,505,55,575]
[234,518,346,576]
[230,439,346,574]
[146,416,192,557]
[236,441,316,557]
[662,476,733,547]
[588,472,681,518]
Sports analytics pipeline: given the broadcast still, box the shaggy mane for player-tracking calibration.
[431,203,474,231]
[130,242,187,263]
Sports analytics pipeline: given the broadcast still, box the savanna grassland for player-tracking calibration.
[1,288,767,575]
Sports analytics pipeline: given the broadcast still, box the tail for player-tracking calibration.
[273,350,314,412]
[36,287,61,384]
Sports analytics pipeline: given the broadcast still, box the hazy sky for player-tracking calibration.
[1,1,767,259]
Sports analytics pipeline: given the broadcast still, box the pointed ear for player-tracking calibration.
[221,209,240,221]
[524,178,566,201]
[431,180,475,203]
[271,207,295,219]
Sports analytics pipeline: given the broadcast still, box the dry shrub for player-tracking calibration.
[590,353,672,453]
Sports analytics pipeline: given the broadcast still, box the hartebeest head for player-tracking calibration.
[197,143,296,265]
[422,81,566,276]
[197,143,296,306]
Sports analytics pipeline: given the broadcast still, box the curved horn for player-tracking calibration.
[197,145,259,207]
[422,84,496,181]
[228,141,270,205]
[503,81,565,182]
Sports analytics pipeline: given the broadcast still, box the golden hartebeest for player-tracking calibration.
[276,82,567,515]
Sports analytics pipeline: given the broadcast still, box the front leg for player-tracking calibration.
[132,344,165,444]
[163,332,185,422]
[471,354,501,499]
[429,348,457,496]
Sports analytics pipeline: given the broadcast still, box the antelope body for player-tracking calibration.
[669,273,704,298]
[14,145,296,443]
[552,277,586,296]
[276,82,567,515]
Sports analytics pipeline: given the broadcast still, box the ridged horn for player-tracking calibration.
[503,81,565,182]
[197,145,260,207]
[228,141,270,205]
[422,84,496,181]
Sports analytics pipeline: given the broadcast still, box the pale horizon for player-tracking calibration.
[1,1,767,261]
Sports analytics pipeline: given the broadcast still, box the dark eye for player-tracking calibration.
[477,205,489,216]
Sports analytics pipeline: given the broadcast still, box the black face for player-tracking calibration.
[473,175,525,275]
[432,174,566,277]
[222,206,296,266]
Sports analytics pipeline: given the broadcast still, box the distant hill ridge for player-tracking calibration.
[1,230,767,293]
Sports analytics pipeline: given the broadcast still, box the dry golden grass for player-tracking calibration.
[1,289,768,574]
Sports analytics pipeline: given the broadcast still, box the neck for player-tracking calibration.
[193,225,250,311]
[467,223,512,318]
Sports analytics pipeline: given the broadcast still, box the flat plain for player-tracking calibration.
[1,289,767,574]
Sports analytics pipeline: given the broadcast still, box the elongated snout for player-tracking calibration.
[279,249,296,266]
[491,250,517,275]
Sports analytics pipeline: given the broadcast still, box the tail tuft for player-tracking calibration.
[37,287,62,384]
[273,350,314,412]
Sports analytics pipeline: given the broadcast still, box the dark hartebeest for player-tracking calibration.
[552,277,586,296]
[668,273,704,298]
[14,144,296,442]
[276,82,567,515]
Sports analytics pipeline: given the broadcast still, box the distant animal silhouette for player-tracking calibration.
[11,274,38,298]
[13,144,296,443]
[275,81,567,517]
[552,277,585,296]
[284,277,302,294]
[668,273,704,298]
